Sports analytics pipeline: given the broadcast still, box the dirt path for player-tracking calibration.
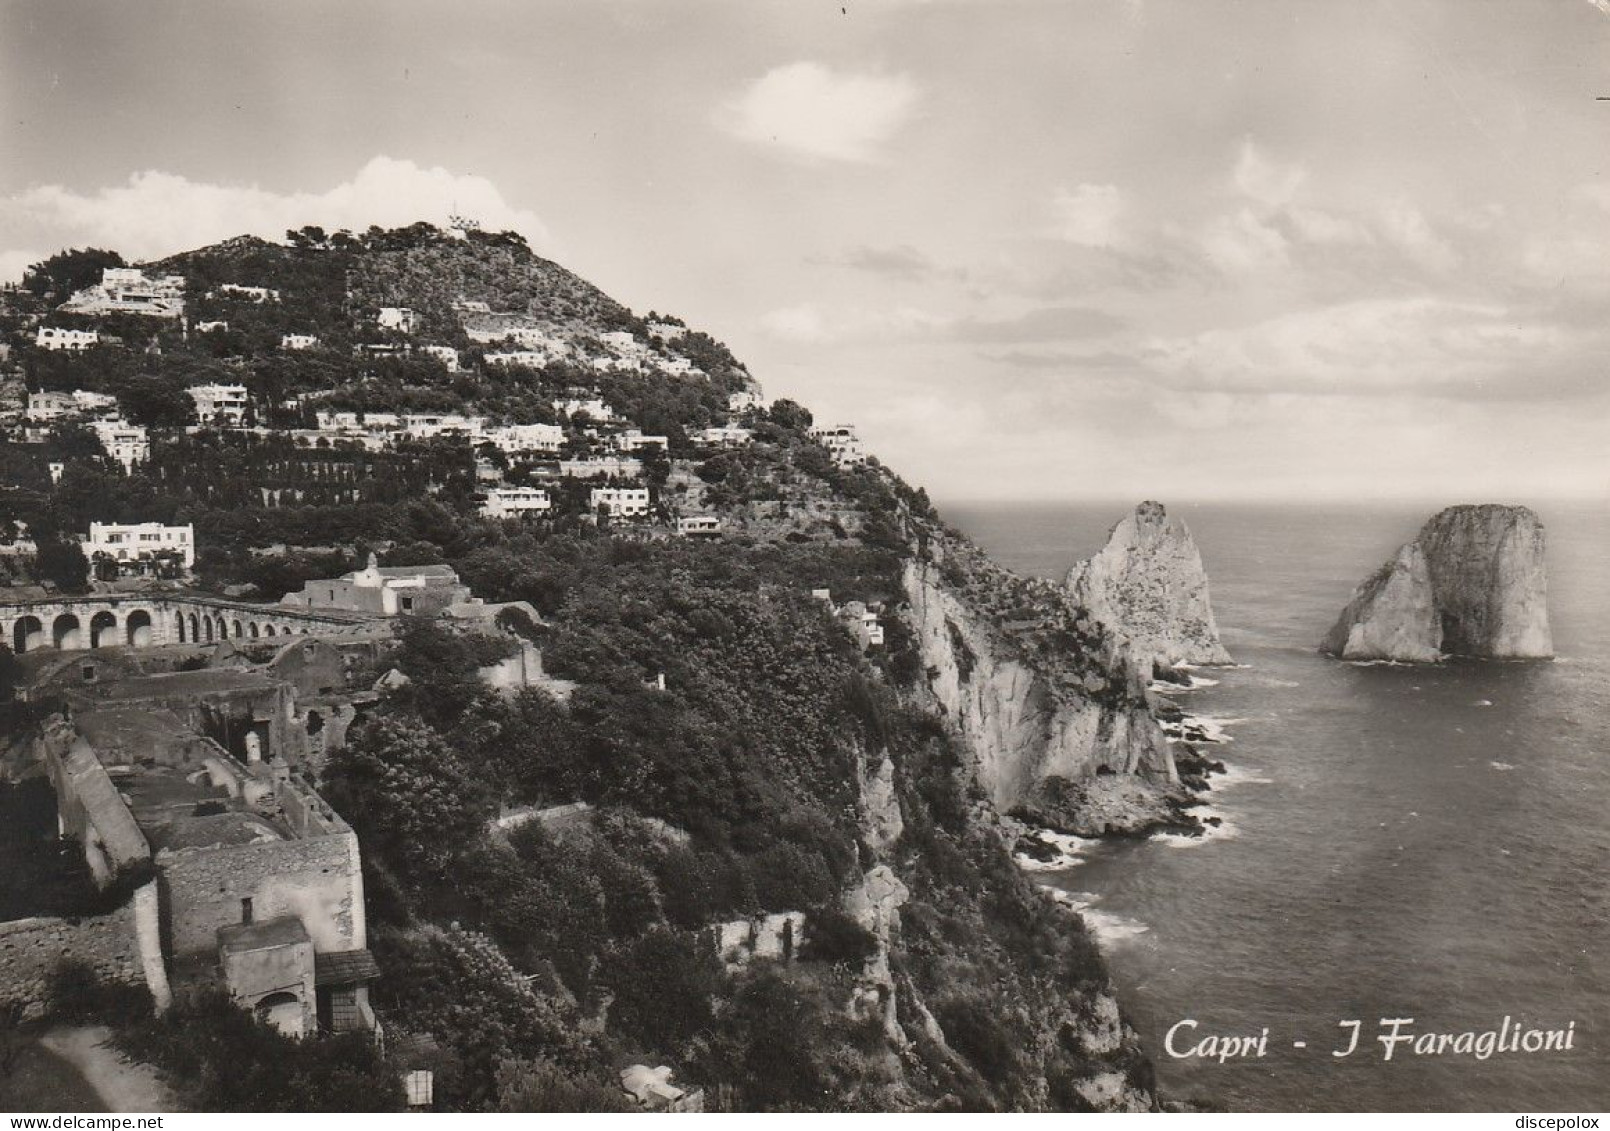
[37,1027,177,1113]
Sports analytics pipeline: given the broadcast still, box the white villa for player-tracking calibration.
[84,521,195,570]
[676,515,723,538]
[90,419,150,471]
[693,425,752,449]
[728,386,766,413]
[560,457,642,479]
[483,423,564,455]
[281,333,319,351]
[26,389,117,421]
[613,429,668,453]
[555,397,618,423]
[418,345,460,372]
[378,307,419,333]
[590,487,651,518]
[480,487,552,519]
[809,424,867,467]
[60,268,185,318]
[188,383,249,426]
[213,283,280,303]
[36,327,101,352]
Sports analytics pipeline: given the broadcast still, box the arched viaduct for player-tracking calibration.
[0,595,383,655]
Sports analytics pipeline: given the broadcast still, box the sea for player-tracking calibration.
[942,500,1610,1113]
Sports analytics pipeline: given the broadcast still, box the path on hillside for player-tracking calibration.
[37,1027,177,1113]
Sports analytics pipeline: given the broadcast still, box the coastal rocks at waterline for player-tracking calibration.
[1067,501,1233,676]
[1321,504,1552,662]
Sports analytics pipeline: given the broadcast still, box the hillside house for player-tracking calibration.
[60,268,185,318]
[554,396,618,423]
[728,386,766,413]
[658,356,700,377]
[613,429,668,453]
[281,333,319,351]
[485,350,557,369]
[36,327,101,351]
[90,418,150,471]
[676,515,723,538]
[559,456,642,479]
[809,423,868,467]
[398,412,482,441]
[418,344,460,372]
[480,487,551,519]
[26,389,117,421]
[188,383,249,426]
[84,521,195,571]
[483,422,564,455]
[194,320,229,333]
[693,425,752,449]
[213,283,280,303]
[280,556,472,617]
[647,321,686,342]
[377,307,419,333]
[590,487,651,518]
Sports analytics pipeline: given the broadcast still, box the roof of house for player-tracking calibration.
[315,949,381,987]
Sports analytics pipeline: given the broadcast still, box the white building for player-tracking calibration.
[314,410,401,433]
[839,602,884,649]
[90,419,150,471]
[214,283,280,303]
[483,422,564,455]
[647,321,686,342]
[84,521,194,570]
[188,383,249,426]
[598,330,640,353]
[590,487,652,518]
[418,345,460,372]
[613,429,669,453]
[693,425,752,449]
[809,424,867,467]
[676,515,723,538]
[555,397,618,423]
[452,298,492,315]
[480,487,553,519]
[281,333,319,351]
[26,389,117,421]
[485,350,558,369]
[60,268,185,318]
[560,457,642,479]
[728,386,766,413]
[36,327,100,352]
[378,307,419,333]
[398,412,483,441]
[194,320,229,333]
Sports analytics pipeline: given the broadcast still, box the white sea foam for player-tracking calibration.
[1490,761,1515,771]
[1012,827,1096,872]
[1474,699,1494,707]
[1045,888,1151,944]
[1158,814,1241,848]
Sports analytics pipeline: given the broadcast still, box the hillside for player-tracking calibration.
[0,225,1193,1112]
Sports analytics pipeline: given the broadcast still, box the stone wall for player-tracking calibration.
[159,829,364,958]
[0,881,170,1014]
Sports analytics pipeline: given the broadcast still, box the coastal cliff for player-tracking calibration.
[1322,504,1552,661]
[1066,501,1233,675]
[900,525,1192,837]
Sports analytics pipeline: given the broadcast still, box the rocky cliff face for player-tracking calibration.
[1322,504,1552,661]
[1066,501,1233,675]
[901,538,1183,834]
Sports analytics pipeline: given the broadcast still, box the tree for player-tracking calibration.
[768,399,813,432]
[22,248,125,304]
[323,714,494,880]
[118,376,196,427]
[34,538,89,592]
[494,1058,631,1112]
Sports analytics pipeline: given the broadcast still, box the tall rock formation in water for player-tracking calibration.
[1065,501,1234,676]
[1321,504,1552,661]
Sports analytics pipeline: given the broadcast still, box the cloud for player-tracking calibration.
[758,301,947,344]
[954,305,1125,342]
[1144,296,1591,399]
[0,157,550,273]
[814,243,945,281]
[1200,207,1290,273]
[1377,200,1459,273]
[1232,139,1306,207]
[1051,184,1126,248]
[717,62,919,163]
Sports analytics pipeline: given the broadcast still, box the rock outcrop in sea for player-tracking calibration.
[1321,504,1552,661]
[1066,501,1233,675]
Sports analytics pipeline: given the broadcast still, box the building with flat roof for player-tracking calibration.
[280,556,472,617]
[85,521,194,571]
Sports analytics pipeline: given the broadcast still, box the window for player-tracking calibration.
[241,897,254,924]
[81,664,96,683]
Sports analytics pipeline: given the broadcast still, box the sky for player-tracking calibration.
[2,0,1607,503]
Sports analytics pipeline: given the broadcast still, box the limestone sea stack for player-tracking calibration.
[1321,504,1552,661]
[1066,501,1233,675]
